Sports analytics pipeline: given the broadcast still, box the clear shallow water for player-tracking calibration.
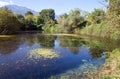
[0,34,119,79]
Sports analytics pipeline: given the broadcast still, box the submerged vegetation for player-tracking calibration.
[29,48,60,59]
[50,60,98,79]
[48,44,120,79]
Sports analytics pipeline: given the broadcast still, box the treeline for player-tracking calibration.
[0,8,57,34]
[58,0,120,40]
[0,0,120,40]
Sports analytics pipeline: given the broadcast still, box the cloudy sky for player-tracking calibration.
[0,0,106,15]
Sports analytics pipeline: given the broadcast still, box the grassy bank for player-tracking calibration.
[82,48,120,79]
[74,22,120,40]
[98,48,120,79]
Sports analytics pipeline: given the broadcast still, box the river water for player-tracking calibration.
[0,34,119,79]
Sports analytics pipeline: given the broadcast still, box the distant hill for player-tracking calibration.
[1,5,38,15]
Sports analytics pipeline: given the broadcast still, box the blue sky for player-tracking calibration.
[0,0,106,15]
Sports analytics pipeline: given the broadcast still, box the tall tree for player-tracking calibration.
[58,8,85,33]
[39,9,56,25]
[15,14,26,30]
[24,11,37,30]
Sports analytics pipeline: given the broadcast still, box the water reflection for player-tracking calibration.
[0,37,20,55]
[0,34,119,79]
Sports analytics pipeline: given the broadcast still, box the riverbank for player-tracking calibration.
[0,35,15,38]
[87,48,120,79]
[75,22,120,40]
[99,48,120,79]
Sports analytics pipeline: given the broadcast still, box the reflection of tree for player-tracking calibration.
[85,37,120,53]
[85,38,120,59]
[90,47,104,58]
[58,36,83,47]
[22,35,37,46]
[69,47,79,54]
[0,37,20,54]
[37,35,55,48]
[22,35,55,48]
[84,39,104,58]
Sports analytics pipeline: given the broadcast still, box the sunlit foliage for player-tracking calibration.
[0,8,21,34]
[87,8,105,25]
[58,8,86,33]
[24,11,37,30]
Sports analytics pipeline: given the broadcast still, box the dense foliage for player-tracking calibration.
[107,0,120,28]
[87,8,105,25]
[39,9,56,25]
[0,8,57,34]
[58,9,86,33]
[0,8,21,34]
[78,0,120,40]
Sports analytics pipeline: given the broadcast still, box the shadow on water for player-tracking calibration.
[0,34,120,79]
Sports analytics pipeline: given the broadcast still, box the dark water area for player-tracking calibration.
[0,34,120,79]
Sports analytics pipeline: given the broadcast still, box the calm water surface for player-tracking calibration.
[0,34,119,79]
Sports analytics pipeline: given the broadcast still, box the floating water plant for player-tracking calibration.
[29,48,60,59]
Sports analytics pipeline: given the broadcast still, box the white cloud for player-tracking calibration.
[0,0,14,7]
[0,1,9,7]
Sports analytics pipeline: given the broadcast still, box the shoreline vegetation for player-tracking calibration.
[100,49,120,79]
[88,49,120,79]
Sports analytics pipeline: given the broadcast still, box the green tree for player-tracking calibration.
[107,0,120,28]
[24,11,37,30]
[87,8,105,25]
[33,15,44,30]
[25,11,33,16]
[58,8,85,33]
[15,14,26,30]
[15,14,24,21]
[39,9,57,32]
[0,8,21,34]
[39,9,56,25]
[58,13,68,24]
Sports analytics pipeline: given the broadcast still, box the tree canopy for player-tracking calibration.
[58,8,85,33]
[39,9,56,25]
[107,0,120,28]
[87,8,105,25]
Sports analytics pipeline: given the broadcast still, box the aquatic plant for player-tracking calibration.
[29,48,60,60]
[50,60,98,79]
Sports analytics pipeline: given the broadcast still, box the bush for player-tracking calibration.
[42,24,58,33]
